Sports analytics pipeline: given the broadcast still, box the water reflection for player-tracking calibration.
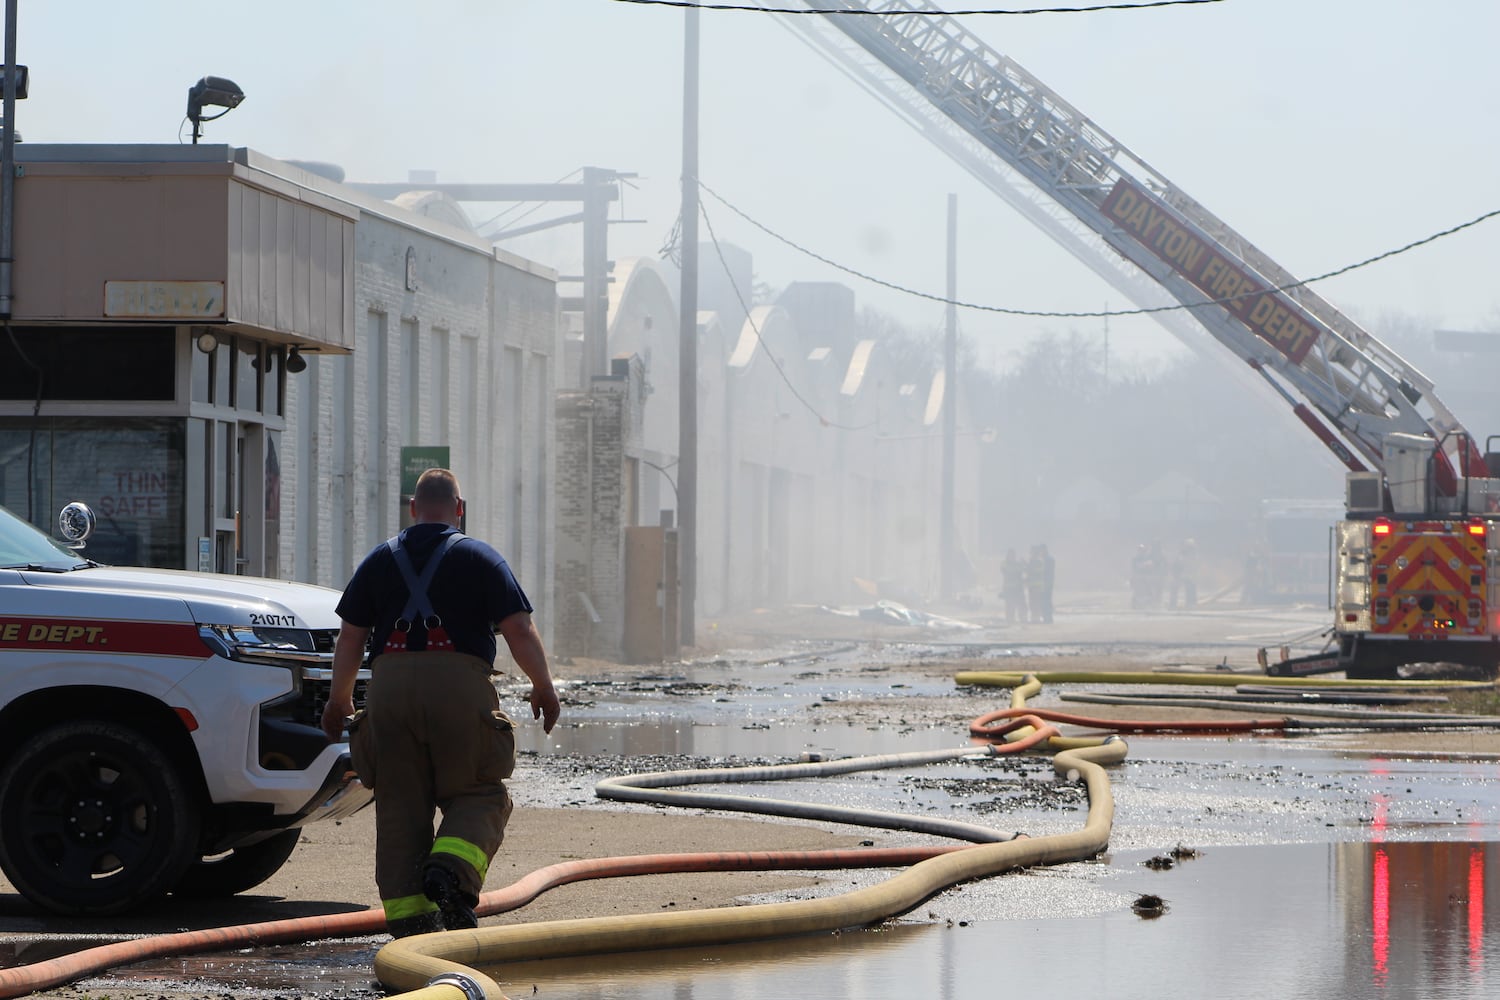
[1348,840,1491,994]
[483,841,1498,1000]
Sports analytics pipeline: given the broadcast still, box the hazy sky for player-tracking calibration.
[11,0,1500,373]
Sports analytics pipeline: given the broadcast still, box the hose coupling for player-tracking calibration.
[427,971,487,1000]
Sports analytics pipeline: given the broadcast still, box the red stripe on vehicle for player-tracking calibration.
[1385,557,1467,596]
[0,617,207,658]
[1379,537,1474,592]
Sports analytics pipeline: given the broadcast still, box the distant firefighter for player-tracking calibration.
[1001,548,1028,624]
[1027,544,1054,624]
[1170,537,1199,609]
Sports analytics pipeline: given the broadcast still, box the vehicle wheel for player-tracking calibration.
[0,721,201,916]
[174,829,301,897]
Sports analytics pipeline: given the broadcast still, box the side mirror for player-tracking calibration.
[58,501,96,549]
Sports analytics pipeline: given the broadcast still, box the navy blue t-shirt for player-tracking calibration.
[336,523,533,665]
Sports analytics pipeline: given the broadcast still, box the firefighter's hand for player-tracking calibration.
[321,695,355,744]
[530,680,561,734]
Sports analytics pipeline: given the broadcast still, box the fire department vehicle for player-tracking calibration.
[780,1,1499,678]
[0,501,370,915]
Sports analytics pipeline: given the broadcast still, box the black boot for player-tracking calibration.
[387,910,444,938]
[422,864,478,930]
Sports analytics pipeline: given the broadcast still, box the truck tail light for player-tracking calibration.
[1468,519,1487,537]
[1373,518,1393,537]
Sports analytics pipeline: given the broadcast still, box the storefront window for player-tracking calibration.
[0,418,185,567]
[0,424,50,529]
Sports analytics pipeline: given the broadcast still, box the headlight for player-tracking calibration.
[198,624,333,668]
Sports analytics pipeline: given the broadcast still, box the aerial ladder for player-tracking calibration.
[779,0,1500,677]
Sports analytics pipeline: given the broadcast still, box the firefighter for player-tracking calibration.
[1026,544,1055,624]
[1170,537,1199,609]
[321,468,561,937]
[1000,548,1027,623]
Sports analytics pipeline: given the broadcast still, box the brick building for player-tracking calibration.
[0,144,559,643]
[0,143,982,664]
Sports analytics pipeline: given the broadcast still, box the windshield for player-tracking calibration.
[0,505,88,570]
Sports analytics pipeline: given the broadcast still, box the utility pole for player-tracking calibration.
[677,7,700,646]
[940,193,957,599]
[581,166,612,380]
[1,0,20,319]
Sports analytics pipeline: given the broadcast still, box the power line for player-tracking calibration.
[610,0,1224,14]
[697,179,1500,321]
[698,196,875,430]
[475,166,583,235]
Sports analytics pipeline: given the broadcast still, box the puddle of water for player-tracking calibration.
[518,719,968,758]
[1111,738,1500,848]
[517,659,969,757]
[484,840,1499,1000]
[54,939,383,993]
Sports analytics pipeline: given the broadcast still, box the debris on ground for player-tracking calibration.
[819,599,983,631]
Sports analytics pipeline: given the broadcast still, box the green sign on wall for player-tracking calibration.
[400,446,451,496]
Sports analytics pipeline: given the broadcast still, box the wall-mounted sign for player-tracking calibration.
[104,280,226,319]
[400,446,451,496]
[399,445,453,530]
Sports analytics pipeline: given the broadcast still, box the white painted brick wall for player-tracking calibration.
[282,209,559,645]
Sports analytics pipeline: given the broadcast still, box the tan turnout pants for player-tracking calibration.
[347,651,516,925]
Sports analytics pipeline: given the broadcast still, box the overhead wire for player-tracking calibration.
[698,195,876,430]
[475,167,584,236]
[697,180,1500,321]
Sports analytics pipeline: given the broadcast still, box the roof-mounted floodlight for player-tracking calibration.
[187,75,244,144]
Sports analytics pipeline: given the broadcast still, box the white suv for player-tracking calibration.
[0,502,370,915]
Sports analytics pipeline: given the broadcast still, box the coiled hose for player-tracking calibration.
[374,739,1128,998]
[1,675,1142,1000]
[9,664,1497,1000]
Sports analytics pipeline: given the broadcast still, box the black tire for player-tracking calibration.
[174,829,301,898]
[0,721,202,916]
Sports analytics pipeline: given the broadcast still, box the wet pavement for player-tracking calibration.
[485,841,1500,1000]
[35,838,1497,999]
[483,620,1500,998]
[7,605,1500,997]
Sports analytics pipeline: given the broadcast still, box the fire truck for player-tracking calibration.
[778,1,1498,678]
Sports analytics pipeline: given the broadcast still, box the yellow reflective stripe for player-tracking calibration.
[383,893,439,920]
[430,836,489,879]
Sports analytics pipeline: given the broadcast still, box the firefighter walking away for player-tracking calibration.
[321,468,561,937]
